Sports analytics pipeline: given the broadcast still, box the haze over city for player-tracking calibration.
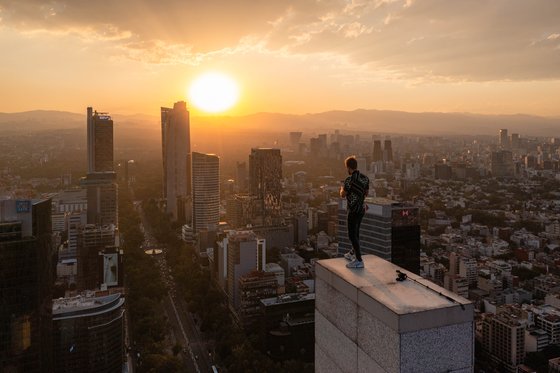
[3,1,560,373]
[1,0,559,117]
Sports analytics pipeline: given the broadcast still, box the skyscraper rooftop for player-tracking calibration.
[315,255,474,372]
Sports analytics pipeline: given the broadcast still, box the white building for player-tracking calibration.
[225,230,266,309]
[191,152,220,233]
[161,101,190,221]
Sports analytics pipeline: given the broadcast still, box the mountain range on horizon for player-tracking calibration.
[0,108,558,137]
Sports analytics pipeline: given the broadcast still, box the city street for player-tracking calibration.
[138,204,215,372]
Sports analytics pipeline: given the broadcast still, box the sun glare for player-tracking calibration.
[188,72,239,113]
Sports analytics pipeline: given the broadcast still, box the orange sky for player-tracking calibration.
[0,0,559,117]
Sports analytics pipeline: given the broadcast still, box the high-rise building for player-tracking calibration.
[191,152,219,233]
[0,199,54,373]
[511,133,520,150]
[289,132,303,151]
[60,211,87,260]
[291,214,308,244]
[249,148,282,223]
[87,108,114,173]
[161,101,191,222]
[372,140,383,162]
[52,293,125,373]
[226,194,257,228]
[482,305,526,372]
[499,128,509,149]
[384,139,393,162]
[491,150,514,178]
[225,230,266,310]
[83,173,118,226]
[236,161,247,193]
[125,160,137,185]
[84,107,118,227]
[434,162,452,180]
[338,197,420,274]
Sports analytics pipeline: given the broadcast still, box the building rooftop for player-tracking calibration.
[364,197,396,205]
[315,255,474,372]
[228,230,257,241]
[53,293,124,320]
[261,292,315,307]
[317,255,471,322]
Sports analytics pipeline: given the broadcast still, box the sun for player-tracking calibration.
[188,72,240,113]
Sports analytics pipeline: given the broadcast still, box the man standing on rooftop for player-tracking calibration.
[340,156,369,269]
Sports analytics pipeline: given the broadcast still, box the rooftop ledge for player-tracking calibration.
[316,255,472,333]
[315,255,474,373]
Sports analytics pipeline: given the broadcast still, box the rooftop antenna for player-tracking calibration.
[396,270,465,310]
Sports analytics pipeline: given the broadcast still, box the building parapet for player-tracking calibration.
[315,256,474,372]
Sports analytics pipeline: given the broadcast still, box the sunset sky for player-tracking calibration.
[0,0,559,117]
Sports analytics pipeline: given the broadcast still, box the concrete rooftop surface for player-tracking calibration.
[315,255,474,372]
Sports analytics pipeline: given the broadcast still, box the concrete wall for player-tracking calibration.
[315,256,474,373]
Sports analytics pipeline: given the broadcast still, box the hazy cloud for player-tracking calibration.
[1,0,559,81]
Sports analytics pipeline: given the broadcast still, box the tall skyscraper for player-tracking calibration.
[499,128,509,149]
[337,197,420,274]
[161,101,191,222]
[236,161,247,192]
[191,152,219,233]
[249,148,282,223]
[87,108,114,173]
[511,133,520,150]
[384,139,393,162]
[0,199,54,373]
[84,107,118,227]
[372,140,383,162]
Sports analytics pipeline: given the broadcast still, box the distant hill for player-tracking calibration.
[192,110,559,137]
[0,110,83,131]
[214,110,559,137]
[0,109,558,137]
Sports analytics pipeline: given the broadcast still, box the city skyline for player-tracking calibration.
[2,1,560,371]
[3,108,560,371]
[0,1,559,117]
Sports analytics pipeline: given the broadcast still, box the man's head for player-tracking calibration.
[345,156,358,174]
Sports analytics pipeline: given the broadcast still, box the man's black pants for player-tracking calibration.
[347,209,365,261]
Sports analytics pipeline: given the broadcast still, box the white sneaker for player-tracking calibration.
[346,259,364,269]
[344,251,355,261]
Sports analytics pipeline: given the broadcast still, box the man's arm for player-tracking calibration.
[340,178,350,198]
